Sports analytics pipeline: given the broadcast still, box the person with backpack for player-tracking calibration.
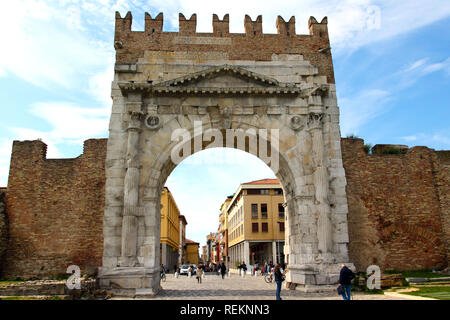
[338,264,355,300]
[242,262,247,277]
[274,264,285,300]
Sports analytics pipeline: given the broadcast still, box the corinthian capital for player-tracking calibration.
[307,112,324,131]
[128,111,145,131]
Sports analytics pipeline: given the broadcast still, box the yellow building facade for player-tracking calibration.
[160,187,182,270]
[185,239,200,265]
[227,179,285,269]
[219,196,232,265]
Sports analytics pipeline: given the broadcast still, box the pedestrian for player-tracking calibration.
[220,262,227,279]
[274,264,285,300]
[242,262,247,277]
[338,264,355,300]
[196,264,203,283]
[188,265,192,278]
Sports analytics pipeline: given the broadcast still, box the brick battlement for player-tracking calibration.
[115,11,327,37]
[114,12,335,83]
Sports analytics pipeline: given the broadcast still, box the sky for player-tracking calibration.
[0,0,449,248]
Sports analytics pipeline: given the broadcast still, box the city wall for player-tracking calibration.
[1,139,106,279]
[1,138,448,278]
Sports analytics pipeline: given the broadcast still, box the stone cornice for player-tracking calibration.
[118,82,302,95]
[300,83,329,98]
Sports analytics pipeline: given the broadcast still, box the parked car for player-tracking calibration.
[180,264,196,275]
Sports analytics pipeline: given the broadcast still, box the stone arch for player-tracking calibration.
[99,59,353,296]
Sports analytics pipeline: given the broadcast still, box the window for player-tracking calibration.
[278,204,285,218]
[251,204,258,219]
[261,204,268,219]
[260,189,270,195]
[274,188,283,195]
[262,222,268,232]
[252,223,259,233]
[279,222,285,232]
[247,189,260,195]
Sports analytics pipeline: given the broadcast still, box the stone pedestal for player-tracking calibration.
[98,267,161,297]
[287,262,355,292]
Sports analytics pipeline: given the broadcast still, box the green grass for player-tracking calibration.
[384,269,449,279]
[402,286,450,300]
[0,280,26,285]
[0,295,65,300]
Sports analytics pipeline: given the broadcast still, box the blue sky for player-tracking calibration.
[0,0,449,247]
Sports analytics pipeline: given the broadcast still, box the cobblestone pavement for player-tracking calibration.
[127,273,414,300]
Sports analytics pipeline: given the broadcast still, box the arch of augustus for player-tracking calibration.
[98,12,354,296]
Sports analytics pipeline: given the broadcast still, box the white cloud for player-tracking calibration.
[400,135,417,142]
[404,58,429,72]
[399,131,450,149]
[0,1,112,89]
[9,101,109,159]
[395,57,450,88]
[339,89,391,136]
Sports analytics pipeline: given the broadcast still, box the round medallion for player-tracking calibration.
[289,116,305,131]
[145,115,161,130]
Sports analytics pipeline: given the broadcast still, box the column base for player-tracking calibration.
[98,266,161,297]
[286,262,355,288]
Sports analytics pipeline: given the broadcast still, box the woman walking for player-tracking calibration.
[274,264,285,300]
[196,264,204,283]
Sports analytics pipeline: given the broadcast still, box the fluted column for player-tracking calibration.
[308,112,333,255]
[120,110,144,266]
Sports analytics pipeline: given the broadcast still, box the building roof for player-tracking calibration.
[185,238,199,245]
[243,178,279,185]
[179,215,187,225]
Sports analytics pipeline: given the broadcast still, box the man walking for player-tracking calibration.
[219,262,227,279]
[338,264,355,300]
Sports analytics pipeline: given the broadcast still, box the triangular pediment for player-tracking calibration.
[117,65,303,95]
[154,65,282,88]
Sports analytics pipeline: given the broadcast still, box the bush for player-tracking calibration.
[363,144,372,154]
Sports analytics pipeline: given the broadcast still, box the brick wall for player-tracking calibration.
[1,137,448,279]
[0,188,7,269]
[342,138,449,272]
[1,139,107,279]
